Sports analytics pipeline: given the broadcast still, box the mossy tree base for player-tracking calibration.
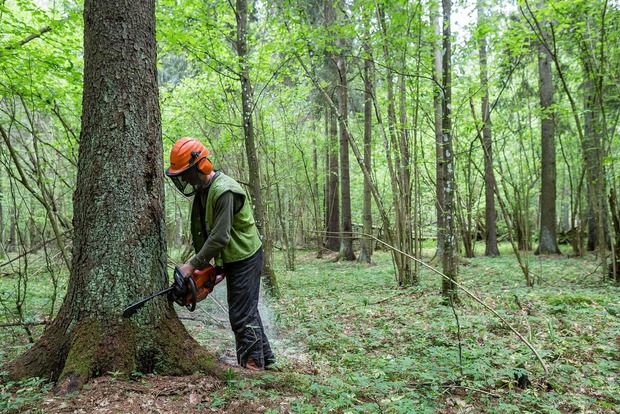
[3,305,222,393]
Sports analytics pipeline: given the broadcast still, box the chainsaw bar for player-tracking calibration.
[122,285,175,318]
[122,267,188,318]
[123,266,224,318]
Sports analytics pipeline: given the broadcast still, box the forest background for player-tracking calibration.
[0,0,619,412]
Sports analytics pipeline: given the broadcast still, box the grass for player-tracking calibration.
[1,243,619,413]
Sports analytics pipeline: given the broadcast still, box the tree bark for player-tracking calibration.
[336,31,355,262]
[3,0,220,389]
[358,43,373,264]
[535,24,561,255]
[325,107,340,252]
[477,0,500,257]
[433,7,445,260]
[583,76,609,253]
[441,0,459,303]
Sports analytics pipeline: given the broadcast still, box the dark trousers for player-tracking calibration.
[224,247,274,368]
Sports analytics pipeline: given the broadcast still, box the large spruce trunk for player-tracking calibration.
[3,0,219,390]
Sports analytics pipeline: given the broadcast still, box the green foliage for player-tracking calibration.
[0,373,52,414]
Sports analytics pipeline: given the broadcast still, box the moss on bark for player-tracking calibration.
[153,309,221,376]
[3,307,225,393]
[56,318,102,392]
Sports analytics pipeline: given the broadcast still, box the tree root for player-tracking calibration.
[2,307,224,393]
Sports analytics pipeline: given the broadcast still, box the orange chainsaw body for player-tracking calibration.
[181,265,226,306]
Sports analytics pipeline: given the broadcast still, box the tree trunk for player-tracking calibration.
[336,33,355,262]
[3,0,220,389]
[433,7,445,260]
[583,76,609,253]
[398,65,414,282]
[375,3,413,285]
[477,0,499,257]
[358,44,373,264]
[441,0,458,303]
[311,120,323,254]
[535,29,561,255]
[235,0,279,296]
[513,191,532,251]
[325,108,340,252]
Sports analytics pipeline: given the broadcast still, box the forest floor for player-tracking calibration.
[1,245,620,413]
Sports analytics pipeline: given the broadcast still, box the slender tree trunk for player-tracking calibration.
[441,0,458,303]
[535,27,561,255]
[358,44,373,264]
[608,189,620,283]
[583,76,609,253]
[398,66,414,282]
[477,0,499,257]
[433,8,445,260]
[325,107,340,252]
[3,0,220,389]
[235,0,279,296]
[375,3,412,284]
[311,120,322,254]
[336,35,355,262]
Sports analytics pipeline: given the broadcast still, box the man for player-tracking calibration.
[166,137,275,371]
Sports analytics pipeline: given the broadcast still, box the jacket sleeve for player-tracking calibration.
[189,191,235,269]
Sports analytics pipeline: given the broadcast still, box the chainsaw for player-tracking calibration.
[122,265,225,318]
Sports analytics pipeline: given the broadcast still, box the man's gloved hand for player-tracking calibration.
[178,262,196,280]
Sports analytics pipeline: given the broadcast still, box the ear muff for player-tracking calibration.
[197,157,213,175]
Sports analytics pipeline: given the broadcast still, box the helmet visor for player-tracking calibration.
[167,164,204,197]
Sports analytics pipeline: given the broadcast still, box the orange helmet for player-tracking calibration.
[166,137,213,196]
[166,137,212,176]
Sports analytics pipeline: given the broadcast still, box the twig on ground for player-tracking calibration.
[443,385,501,398]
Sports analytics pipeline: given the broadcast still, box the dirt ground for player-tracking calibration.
[38,371,294,414]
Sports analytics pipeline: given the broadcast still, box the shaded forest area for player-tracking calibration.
[1,0,619,412]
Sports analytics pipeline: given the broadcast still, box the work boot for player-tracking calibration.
[245,358,262,371]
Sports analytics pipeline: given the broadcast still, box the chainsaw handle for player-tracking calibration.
[185,276,197,312]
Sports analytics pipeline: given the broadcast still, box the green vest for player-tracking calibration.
[190,173,262,264]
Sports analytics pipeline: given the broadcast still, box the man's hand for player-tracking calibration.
[179,262,196,280]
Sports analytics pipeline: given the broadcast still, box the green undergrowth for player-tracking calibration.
[0,252,68,366]
[267,246,620,413]
[0,374,52,414]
